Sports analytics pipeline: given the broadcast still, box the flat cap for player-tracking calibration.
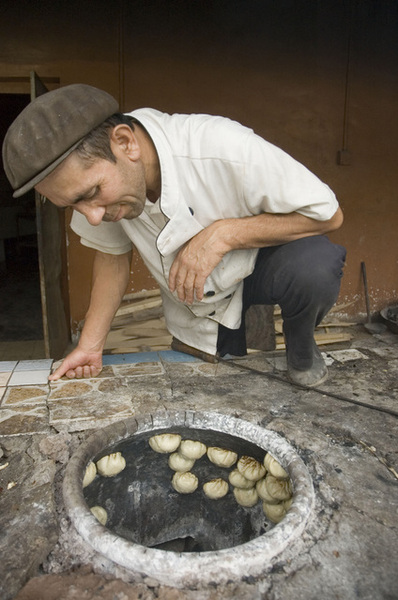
[2,83,119,197]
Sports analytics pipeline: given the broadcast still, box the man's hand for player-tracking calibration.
[49,347,103,381]
[168,222,230,304]
[48,250,131,382]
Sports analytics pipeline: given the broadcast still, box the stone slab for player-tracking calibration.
[2,385,48,406]
[13,568,154,600]
[0,406,50,435]
[159,350,201,363]
[0,372,12,386]
[14,359,53,372]
[327,348,369,362]
[0,361,17,372]
[0,440,58,600]
[102,352,160,365]
[48,392,135,433]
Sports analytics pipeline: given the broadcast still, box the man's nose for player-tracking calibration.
[78,204,106,226]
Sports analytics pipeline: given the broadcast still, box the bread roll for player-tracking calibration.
[233,486,259,507]
[229,469,256,489]
[203,478,229,499]
[237,455,266,481]
[207,447,237,468]
[96,452,126,477]
[265,475,293,501]
[90,505,107,526]
[172,471,198,494]
[256,477,280,504]
[179,439,207,460]
[82,462,97,488]
[168,452,195,472]
[263,453,289,479]
[149,433,181,453]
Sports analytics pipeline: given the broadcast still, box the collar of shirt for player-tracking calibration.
[131,109,205,257]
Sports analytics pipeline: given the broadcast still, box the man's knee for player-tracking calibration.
[272,236,346,302]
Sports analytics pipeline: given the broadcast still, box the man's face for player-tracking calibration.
[35,146,147,225]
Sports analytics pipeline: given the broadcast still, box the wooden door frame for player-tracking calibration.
[0,74,70,358]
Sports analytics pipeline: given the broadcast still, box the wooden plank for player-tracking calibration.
[122,288,161,302]
[275,318,355,335]
[319,322,356,328]
[275,331,352,350]
[121,335,172,346]
[109,345,171,354]
[111,306,164,326]
[115,296,162,317]
[328,300,356,313]
[105,334,172,349]
[122,318,167,334]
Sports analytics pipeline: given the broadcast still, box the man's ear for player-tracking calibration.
[110,124,140,160]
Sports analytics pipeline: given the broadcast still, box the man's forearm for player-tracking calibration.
[78,250,132,353]
[214,207,344,253]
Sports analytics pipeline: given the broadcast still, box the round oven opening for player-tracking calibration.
[63,411,314,587]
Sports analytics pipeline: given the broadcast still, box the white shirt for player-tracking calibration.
[71,109,339,355]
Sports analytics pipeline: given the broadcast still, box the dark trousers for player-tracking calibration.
[217,235,347,370]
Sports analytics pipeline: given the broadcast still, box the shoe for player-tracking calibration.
[287,344,328,387]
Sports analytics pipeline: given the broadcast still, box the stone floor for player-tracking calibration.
[0,327,397,600]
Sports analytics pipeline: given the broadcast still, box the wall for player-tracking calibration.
[0,0,397,334]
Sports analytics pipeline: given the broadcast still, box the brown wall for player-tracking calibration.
[1,0,397,334]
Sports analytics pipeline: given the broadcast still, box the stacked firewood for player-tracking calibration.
[104,289,172,354]
[104,289,354,354]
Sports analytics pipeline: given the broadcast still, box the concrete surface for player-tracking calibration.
[0,326,397,600]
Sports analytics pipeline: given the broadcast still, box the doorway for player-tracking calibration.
[0,93,45,360]
[0,73,70,361]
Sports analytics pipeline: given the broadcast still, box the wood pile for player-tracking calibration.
[104,290,354,354]
[103,289,172,354]
[273,302,355,350]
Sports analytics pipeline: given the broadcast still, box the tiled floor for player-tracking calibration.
[0,351,204,435]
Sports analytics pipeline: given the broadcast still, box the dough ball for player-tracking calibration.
[233,486,259,507]
[179,439,207,460]
[263,497,293,523]
[149,433,181,454]
[203,478,229,499]
[82,462,97,488]
[263,453,289,479]
[172,471,198,494]
[96,452,126,477]
[207,447,237,468]
[262,501,286,524]
[265,474,293,501]
[90,505,107,526]
[256,477,280,504]
[237,455,266,482]
[228,469,255,489]
[168,452,195,472]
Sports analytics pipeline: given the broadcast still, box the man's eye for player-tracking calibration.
[86,187,99,200]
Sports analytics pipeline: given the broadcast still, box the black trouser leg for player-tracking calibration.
[217,235,346,368]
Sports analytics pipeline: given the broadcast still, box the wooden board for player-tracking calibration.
[106,298,355,354]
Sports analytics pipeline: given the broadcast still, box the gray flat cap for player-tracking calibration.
[2,83,119,197]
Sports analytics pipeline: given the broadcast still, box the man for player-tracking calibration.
[2,84,345,386]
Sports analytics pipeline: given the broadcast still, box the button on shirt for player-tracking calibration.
[71,109,339,355]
